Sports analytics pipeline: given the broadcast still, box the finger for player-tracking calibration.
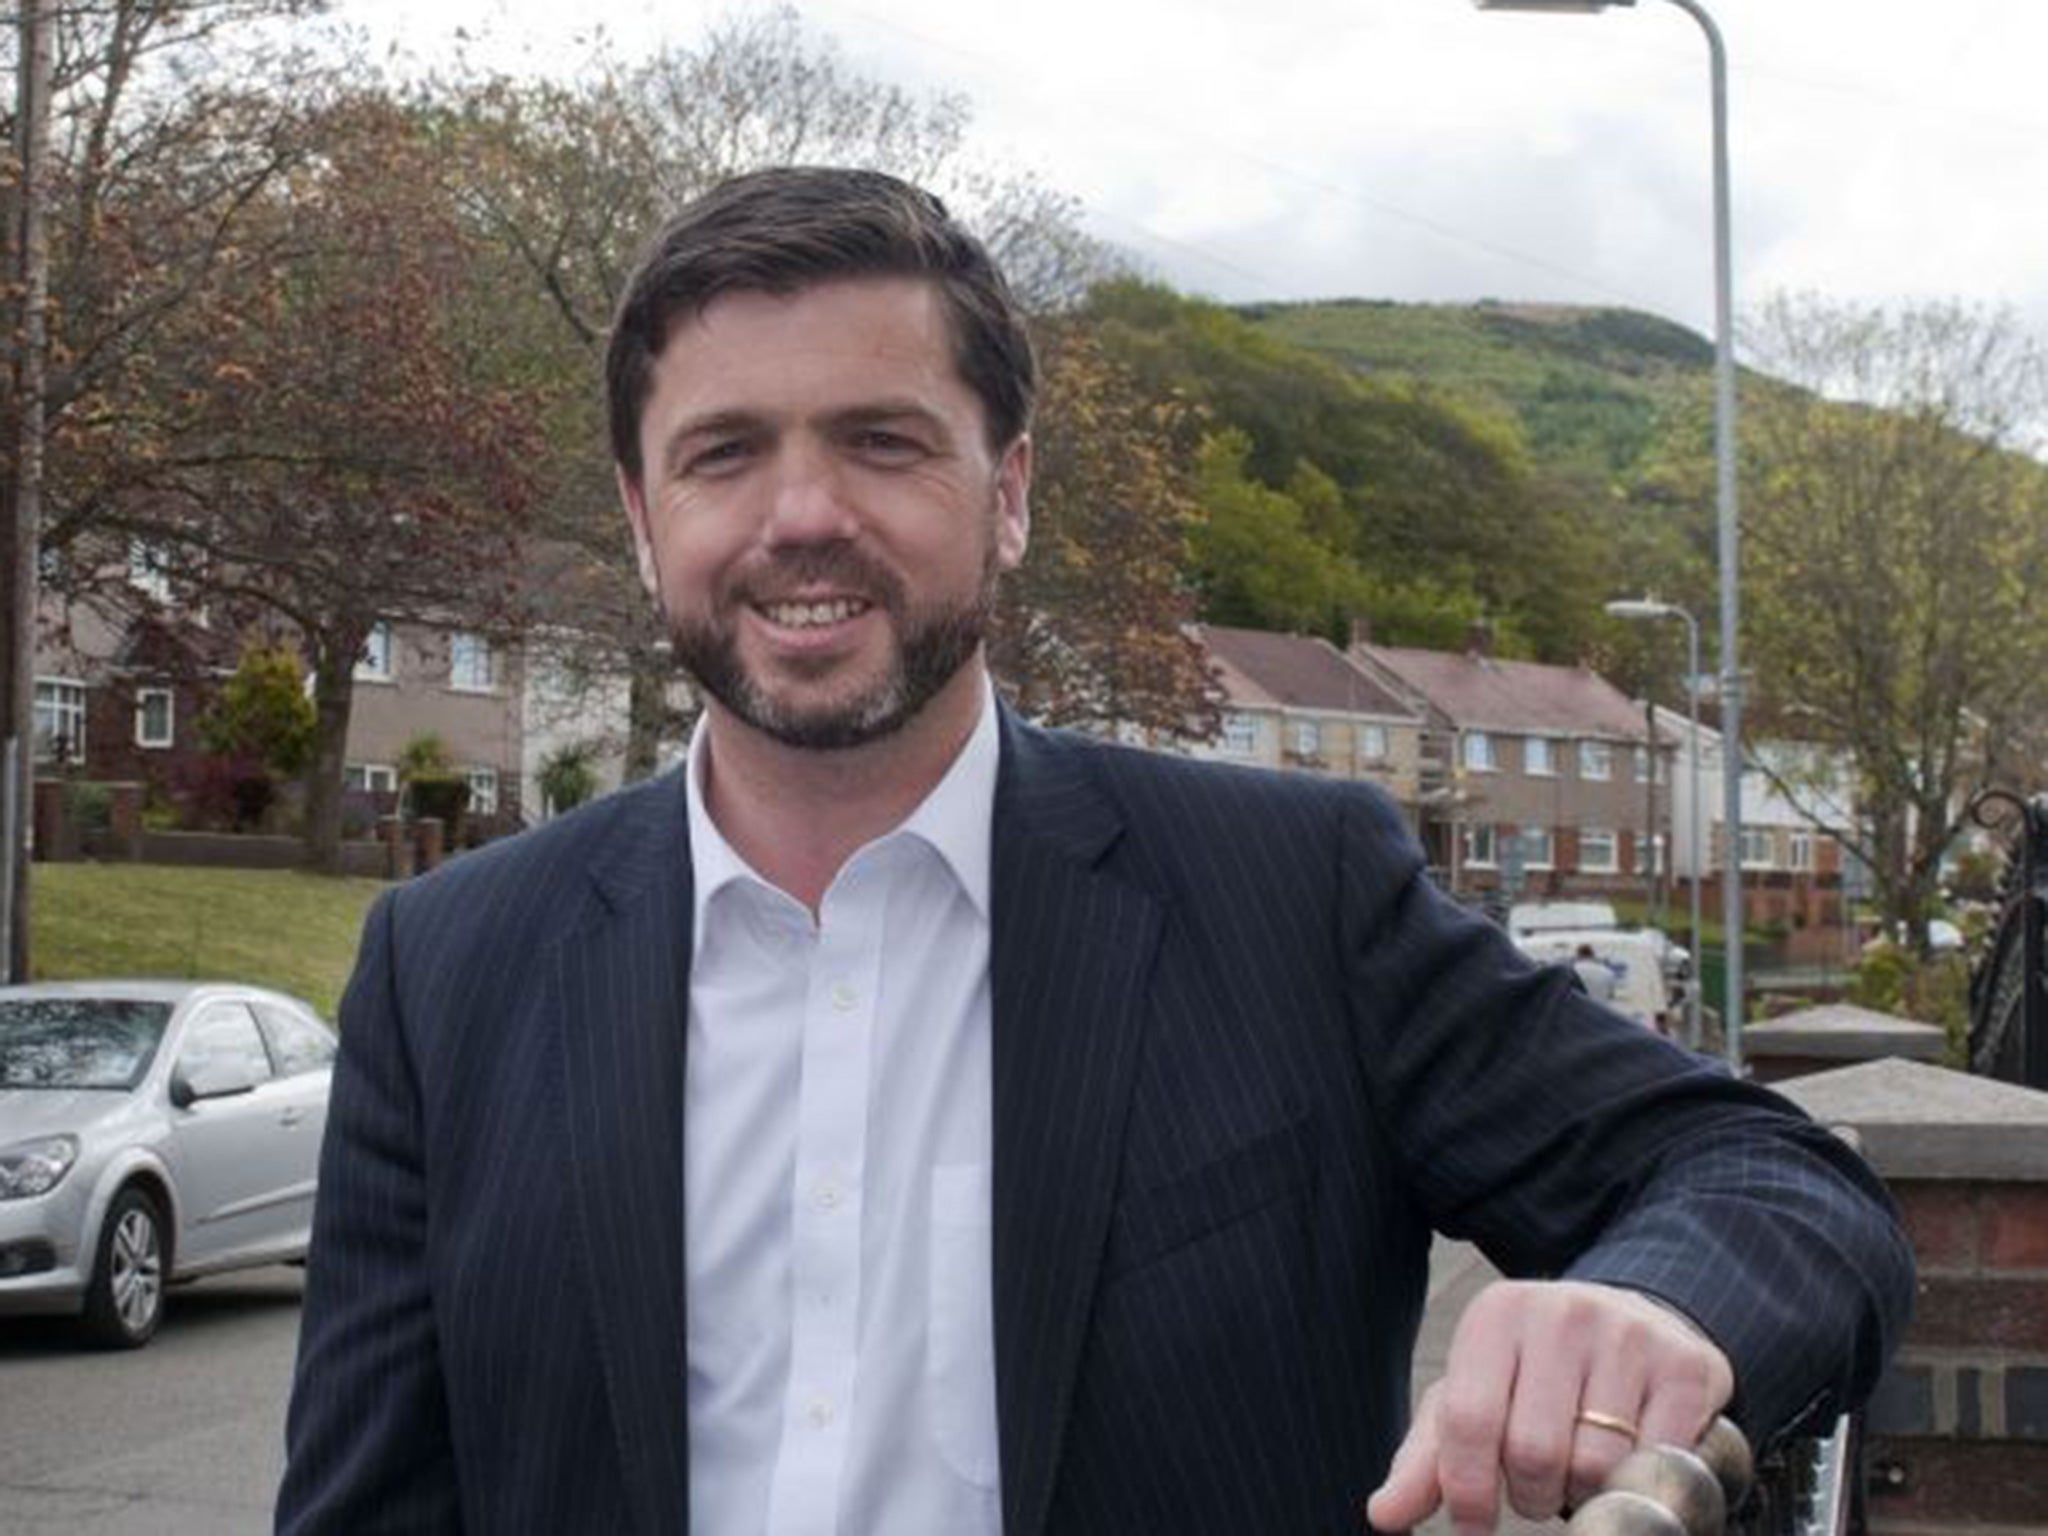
[1635,1328,1732,1458]
[1495,1293,1592,1519]
[1564,1331,1651,1509]
[1433,1282,1526,1532]
[1366,1380,1446,1531]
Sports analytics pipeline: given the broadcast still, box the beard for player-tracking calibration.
[666,535,999,752]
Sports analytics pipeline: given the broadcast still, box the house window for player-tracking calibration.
[1634,746,1652,783]
[33,679,86,764]
[1462,731,1497,773]
[1789,830,1814,872]
[1579,827,1619,874]
[355,623,394,682]
[466,767,499,816]
[128,538,172,604]
[1291,719,1321,759]
[1525,736,1555,776]
[1522,825,1555,871]
[1358,724,1389,762]
[1578,741,1612,782]
[135,688,175,749]
[345,763,398,796]
[1220,712,1258,757]
[1741,827,1776,869]
[449,632,495,692]
[1635,832,1665,875]
[1464,823,1497,869]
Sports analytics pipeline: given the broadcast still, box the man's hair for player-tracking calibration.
[607,166,1038,484]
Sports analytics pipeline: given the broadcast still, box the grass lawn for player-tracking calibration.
[30,863,389,1019]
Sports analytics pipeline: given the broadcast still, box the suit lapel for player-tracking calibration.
[990,713,1164,1536]
[549,771,695,1536]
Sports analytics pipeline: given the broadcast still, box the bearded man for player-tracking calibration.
[277,167,1911,1536]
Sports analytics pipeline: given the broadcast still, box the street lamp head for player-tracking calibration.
[1472,1,1636,13]
[1605,597,1679,620]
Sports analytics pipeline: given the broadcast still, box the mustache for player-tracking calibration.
[730,545,906,609]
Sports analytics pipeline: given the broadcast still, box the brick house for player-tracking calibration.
[1189,625,1427,820]
[1349,640,1676,900]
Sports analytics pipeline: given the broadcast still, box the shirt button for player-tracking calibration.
[829,981,857,1012]
[807,1396,835,1428]
[814,1180,842,1211]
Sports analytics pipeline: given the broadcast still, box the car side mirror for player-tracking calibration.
[170,1059,258,1108]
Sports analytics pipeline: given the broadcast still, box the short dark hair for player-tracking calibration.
[607,166,1037,484]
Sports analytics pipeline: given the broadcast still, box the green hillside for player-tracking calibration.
[1241,299,1714,479]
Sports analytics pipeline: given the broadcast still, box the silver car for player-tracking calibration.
[0,980,335,1347]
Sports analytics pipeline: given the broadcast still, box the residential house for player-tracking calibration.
[345,619,526,828]
[1189,625,1426,819]
[1654,707,1856,961]
[1350,640,1674,899]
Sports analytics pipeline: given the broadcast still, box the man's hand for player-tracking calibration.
[1365,1279,1733,1533]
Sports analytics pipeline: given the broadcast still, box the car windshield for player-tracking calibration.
[0,998,173,1090]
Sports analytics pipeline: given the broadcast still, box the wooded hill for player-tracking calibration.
[1082,282,1722,691]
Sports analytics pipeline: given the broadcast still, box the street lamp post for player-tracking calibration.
[1606,598,1705,1054]
[1474,0,1746,1069]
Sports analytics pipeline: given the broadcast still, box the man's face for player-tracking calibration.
[620,277,1030,751]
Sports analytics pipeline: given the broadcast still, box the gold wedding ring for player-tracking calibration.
[1575,1409,1640,1442]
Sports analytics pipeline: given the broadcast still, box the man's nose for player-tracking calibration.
[762,442,860,547]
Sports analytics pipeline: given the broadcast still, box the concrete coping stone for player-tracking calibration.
[1743,1003,1947,1062]
[1775,1057,2048,1181]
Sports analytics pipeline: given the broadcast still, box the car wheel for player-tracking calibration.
[80,1188,167,1349]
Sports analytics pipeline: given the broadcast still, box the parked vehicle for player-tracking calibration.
[0,980,334,1347]
[1515,929,1680,1036]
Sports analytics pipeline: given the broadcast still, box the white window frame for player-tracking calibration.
[1634,746,1652,784]
[466,766,500,816]
[1357,723,1389,762]
[448,632,495,693]
[1635,831,1665,876]
[1464,823,1498,869]
[134,687,175,750]
[355,622,394,683]
[1789,830,1814,872]
[128,538,172,604]
[1524,736,1555,777]
[345,763,398,796]
[1291,718,1321,759]
[1579,827,1619,874]
[1578,740,1613,782]
[1462,731,1497,773]
[33,677,86,764]
[1220,712,1259,757]
[1522,825,1555,871]
[1741,827,1777,870]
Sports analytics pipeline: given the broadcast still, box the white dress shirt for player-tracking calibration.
[683,681,1002,1536]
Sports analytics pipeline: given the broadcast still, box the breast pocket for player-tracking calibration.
[926,1162,1001,1489]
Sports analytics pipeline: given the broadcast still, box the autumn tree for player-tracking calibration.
[992,323,1215,736]
[1739,294,2048,945]
[117,93,541,870]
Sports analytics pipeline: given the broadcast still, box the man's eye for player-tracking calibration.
[687,441,752,475]
[851,429,926,462]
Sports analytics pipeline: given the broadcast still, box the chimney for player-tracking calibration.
[1348,614,1374,653]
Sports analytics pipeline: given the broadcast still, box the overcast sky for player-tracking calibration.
[343,0,2048,342]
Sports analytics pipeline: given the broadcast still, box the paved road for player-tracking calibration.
[0,1248,1552,1535]
[0,1266,302,1536]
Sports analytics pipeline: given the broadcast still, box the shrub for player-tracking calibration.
[538,741,602,816]
[201,645,316,778]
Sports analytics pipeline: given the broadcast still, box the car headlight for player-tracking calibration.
[0,1135,79,1200]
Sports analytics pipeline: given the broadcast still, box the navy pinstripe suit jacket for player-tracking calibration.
[277,707,1912,1535]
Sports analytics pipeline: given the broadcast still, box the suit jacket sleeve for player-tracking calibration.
[276,889,462,1534]
[1335,788,1914,1445]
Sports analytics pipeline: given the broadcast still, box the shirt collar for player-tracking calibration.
[685,673,1000,934]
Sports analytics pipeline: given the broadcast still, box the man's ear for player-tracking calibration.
[617,467,662,602]
[994,434,1032,572]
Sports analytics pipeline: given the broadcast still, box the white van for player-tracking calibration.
[1514,928,1678,1035]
